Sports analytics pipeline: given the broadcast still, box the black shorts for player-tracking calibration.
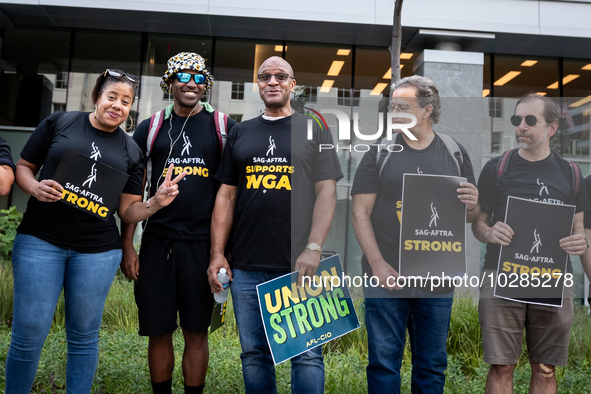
[134,234,214,336]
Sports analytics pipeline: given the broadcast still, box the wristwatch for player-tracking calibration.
[306,242,322,253]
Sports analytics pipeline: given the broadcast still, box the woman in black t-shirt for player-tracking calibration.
[5,70,186,393]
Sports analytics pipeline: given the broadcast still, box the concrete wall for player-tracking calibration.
[3,0,590,38]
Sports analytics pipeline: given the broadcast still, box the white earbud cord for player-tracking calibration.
[144,101,199,227]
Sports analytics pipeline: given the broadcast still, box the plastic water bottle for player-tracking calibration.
[214,268,230,303]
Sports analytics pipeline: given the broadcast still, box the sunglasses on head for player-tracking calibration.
[510,115,541,127]
[176,72,206,84]
[104,69,138,84]
[257,73,292,83]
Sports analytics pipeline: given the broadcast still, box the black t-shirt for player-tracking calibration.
[18,112,144,253]
[478,151,588,270]
[215,112,343,272]
[585,175,591,230]
[134,109,236,241]
[351,133,475,276]
[0,134,15,172]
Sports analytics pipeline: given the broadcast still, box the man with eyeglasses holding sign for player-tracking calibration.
[473,93,589,394]
[207,56,342,393]
[351,75,479,394]
[121,52,236,394]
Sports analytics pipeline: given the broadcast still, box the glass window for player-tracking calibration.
[229,114,243,123]
[337,88,360,107]
[489,97,503,118]
[560,59,591,160]
[68,30,141,131]
[492,55,559,98]
[231,82,245,100]
[55,71,69,90]
[140,34,213,125]
[53,103,66,112]
[0,27,71,127]
[211,39,280,122]
[304,86,317,103]
[354,47,415,97]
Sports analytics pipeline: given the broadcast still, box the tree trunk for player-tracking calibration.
[390,0,404,105]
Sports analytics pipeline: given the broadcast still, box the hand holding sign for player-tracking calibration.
[370,258,403,290]
[35,179,64,202]
[456,182,478,211]
[559,233,588,256]
[486,222,514,246]
[295,249,321,289]
[151,164,188,210]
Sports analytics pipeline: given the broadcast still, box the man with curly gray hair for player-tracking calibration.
[352,75,480,393]
[121,52,236,394]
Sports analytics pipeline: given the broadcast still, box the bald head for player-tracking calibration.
[258,56,294,79]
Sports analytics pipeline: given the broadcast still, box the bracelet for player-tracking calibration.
[467,206,476,212]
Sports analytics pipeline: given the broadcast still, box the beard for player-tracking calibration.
[516,129,549,150]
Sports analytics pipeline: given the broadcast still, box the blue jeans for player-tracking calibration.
[364,287,453,394]
[5,234,122,394]
[231,269,324,394]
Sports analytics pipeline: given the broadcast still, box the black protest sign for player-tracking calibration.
[399,174,467,278]
[52,148,129,222]
[494,196,575,307]
[210,300,227,334]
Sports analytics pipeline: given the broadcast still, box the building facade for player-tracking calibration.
[0,0,590,287]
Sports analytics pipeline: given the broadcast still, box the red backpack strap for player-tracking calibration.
[213,110,228,155]
[569,161,581,205]
[496,149,514,178]
[147,109,166,157]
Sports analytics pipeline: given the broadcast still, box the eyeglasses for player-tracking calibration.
[104,69,138,84]
[510,115,541,127]
[257,73,292,83]
[176,72,206,84]
[390,104,422,112]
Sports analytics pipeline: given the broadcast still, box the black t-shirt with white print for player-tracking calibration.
[18,112,144,253]
[0,134,15,171]
[478,151,588,270]
[215,112,343,273]
[351,133,475,276]
[133,109,236,241]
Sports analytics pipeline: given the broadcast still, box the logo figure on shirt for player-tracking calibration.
[537,178,549,196]
[530,229,542,254]
[266,136,276,156]
[90,142,101,161]
[82,163,97,189]
[417,167,423,174]
[429,202,439,228]
[181,132,192,156]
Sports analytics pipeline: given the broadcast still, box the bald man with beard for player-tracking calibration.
[207,56,343,393]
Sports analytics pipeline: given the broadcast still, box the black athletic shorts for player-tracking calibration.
[134,234,214,336]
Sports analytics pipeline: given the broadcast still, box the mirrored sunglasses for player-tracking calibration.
[176,72,206,84]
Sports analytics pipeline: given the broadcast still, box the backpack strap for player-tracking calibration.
[437,133,463,176]
[146,109,166,158]
[568,161,581,206]
[375,133,463,178]
[493,149,517,190]
[52,111,84,140]
[375,134,398,178]
[213,110,228,155]
[490,149,517,219]
[145,109,166,198]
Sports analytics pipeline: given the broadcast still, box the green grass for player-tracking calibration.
[1,264,591,393]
